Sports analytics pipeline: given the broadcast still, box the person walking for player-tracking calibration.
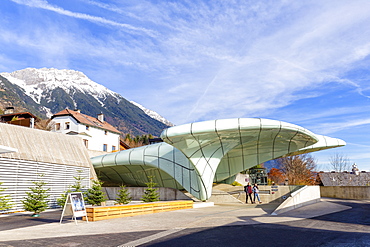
[244,182,253,204]
[253,183,262,204]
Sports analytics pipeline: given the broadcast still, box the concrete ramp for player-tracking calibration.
[208,189,244,204]
[271,186,321,215]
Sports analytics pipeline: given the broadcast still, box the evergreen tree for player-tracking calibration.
[86,180,106,206]
[22,175,50,215]
[115,185,132,205]
[0,182,13,211]
[57,170,87,207]
[141,176,160,203]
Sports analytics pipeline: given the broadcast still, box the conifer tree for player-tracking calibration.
[57,170,86,207]
[0,182,13,211]
[86,180,106,206]
[115,185,132,205]
[22,175,49,216]
[141,176,160,203]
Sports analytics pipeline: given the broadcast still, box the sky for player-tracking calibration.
[1,0,370,171]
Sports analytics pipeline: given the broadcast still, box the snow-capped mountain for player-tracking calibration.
[130,101,174,127]
[0,68,172,136]
[1,68,119,109]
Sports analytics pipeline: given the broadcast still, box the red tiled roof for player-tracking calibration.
[51,109,121,134]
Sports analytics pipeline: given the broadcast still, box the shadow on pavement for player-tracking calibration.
[0,210,61,231]
[0,230,163,247]
[144,223,370,247]
[313,199,370,226]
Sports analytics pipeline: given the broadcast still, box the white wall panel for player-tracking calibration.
[0,158,90,212]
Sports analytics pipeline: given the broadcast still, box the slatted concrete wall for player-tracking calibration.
[0,158,90,212]
[0,123,95,213]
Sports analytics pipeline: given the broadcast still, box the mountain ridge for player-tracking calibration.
[0,68,172,136]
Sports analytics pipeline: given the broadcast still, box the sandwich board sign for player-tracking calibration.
[59,192,88,225]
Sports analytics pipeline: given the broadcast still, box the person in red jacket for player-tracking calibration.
[244,182,253,203]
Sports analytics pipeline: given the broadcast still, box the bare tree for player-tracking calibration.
[329,153,350,172]
[276,154,317,185]
[35,119,55,131]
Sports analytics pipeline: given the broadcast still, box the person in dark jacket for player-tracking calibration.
[244,182,253,203]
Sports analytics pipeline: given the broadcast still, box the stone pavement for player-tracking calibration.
[0,198,369,247]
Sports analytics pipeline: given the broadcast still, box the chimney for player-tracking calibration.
[98,113,104,123]
[4,106,14,114]
[74,109,81,113]
[30,118,35,128]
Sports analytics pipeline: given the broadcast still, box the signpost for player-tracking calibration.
[271,185,279,192]
[60,192,88,225]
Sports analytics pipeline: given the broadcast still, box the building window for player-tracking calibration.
[55,123,60,131]
[112,146,116,152]
[65,122,70,130]
[104,130,108,135]
[86,125,90,131]
[83,139,88,148]
[103,144,107,152]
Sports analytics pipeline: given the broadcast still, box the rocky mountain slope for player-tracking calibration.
[0,68,172,136]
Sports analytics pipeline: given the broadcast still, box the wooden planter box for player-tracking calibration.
[84,200,193,221]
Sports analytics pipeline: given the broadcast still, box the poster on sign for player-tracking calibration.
[60,192,88,224]
[70,192,86,217]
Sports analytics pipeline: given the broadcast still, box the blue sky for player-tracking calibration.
[1,0,370,171]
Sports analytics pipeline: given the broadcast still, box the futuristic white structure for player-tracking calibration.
[91,118,345,201]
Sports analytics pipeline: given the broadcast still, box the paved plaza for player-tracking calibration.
[0,198,369,247]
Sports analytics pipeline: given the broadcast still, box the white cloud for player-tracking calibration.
[313,118,370,135]
[4,0,370,125]
[10,0,156,36]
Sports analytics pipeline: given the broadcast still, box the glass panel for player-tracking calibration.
[261,119,281,129]
[158,158,175,177]
[239,118,261,130]
[164,123,192,138]
[101,153,117,166]
[191,120,217,135]
[129,146,146,164]
[115,150,132,165]
[215,118,239,132]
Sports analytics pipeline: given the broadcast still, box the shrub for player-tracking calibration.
[22,175,49,215]
[86,180,106,206]
[115,185,132,205]
[0,182,13,211]
[231,181,243,186]
[141,176,160,203]
[57,170,87,207]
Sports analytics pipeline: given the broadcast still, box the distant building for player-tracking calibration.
[120,138,131,150]
[317,165,370,186]
[248,167,268,185]
[51,109,121,153]
[0,107,40,128]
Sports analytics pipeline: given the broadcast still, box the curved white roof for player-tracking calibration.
[92,118,345,200]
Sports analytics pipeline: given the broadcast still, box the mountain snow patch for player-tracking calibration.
[130,101,173,127]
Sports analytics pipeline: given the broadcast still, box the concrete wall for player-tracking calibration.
[271,186,321,215]
[103,187,192,201]
[217,185,303,204]
[320,186,370,199]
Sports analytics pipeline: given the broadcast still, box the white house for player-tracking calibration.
[51,109,121,153]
